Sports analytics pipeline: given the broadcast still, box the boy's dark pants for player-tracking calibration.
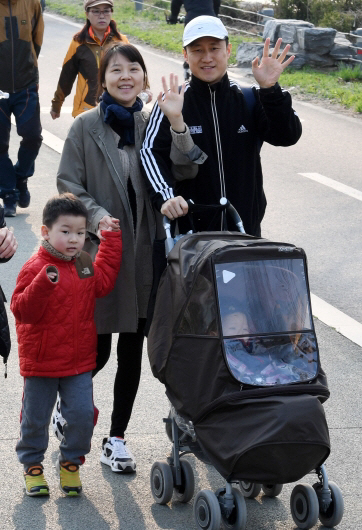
[0,85,42,201]
[16,372,94,470]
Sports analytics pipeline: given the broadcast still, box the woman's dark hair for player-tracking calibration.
[73,18,122,44]
[43,193,88,228]
[98,43,150,97]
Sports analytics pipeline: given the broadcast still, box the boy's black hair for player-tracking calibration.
[43,193,88,228]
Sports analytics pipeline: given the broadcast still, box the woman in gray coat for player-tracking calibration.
[57,43,160,473]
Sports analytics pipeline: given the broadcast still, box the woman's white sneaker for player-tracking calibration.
[100,436,136,473]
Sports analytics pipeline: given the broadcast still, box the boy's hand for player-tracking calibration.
[97,216,120,240]
[46,265,58,282]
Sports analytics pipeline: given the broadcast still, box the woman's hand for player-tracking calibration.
[158,74,186,132]
[252,38,295,88]
[97,216,120,240]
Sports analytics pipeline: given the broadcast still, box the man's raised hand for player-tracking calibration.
[252,38,295,88]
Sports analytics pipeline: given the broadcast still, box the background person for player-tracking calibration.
[141,16,302,237]
[0,0,44,217]
[50,0,129,120]
[57,43,162,474]
[168,0,220,25]
[167,0,220,80]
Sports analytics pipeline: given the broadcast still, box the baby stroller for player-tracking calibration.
[148,200,344,530]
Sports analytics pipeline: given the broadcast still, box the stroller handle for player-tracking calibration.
[162,198,246,257]
[220,197,246,234]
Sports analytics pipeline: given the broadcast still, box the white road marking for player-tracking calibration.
[10,116,64,154]
[44,12,82,28]
[299,172,362,202]
[311,294,362,348]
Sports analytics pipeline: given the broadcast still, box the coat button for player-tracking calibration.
[92,129,97,133]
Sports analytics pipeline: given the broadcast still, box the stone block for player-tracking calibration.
[263,19,313,44]
[236,43,264,68]
[297,27,337,54]
[279,24,296,44]
[330,41,356,59]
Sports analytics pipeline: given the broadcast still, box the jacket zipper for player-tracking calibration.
[9,0,15,93]
[99,135,139,323]
[194,383,330,425]
[209,85,226,229]
[70,263,79,373]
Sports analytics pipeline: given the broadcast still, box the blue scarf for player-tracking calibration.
[100,91,143,148]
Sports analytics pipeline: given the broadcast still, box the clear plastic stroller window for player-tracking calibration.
[215,259,318,385]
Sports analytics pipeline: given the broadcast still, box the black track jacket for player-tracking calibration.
[141,74,302,236]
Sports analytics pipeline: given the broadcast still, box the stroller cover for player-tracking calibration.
[148,233,330,483]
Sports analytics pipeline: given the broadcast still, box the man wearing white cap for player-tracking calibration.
[141,16,302,237]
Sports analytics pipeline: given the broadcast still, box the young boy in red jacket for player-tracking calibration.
[11,193,122,497]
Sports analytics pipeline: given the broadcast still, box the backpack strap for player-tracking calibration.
[242,86,263,153]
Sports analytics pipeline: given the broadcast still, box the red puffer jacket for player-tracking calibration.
[11,230,122,378]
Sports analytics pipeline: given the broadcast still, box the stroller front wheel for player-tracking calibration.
[313,481,344,527]
[219,487,247,530]
[290,483,319,529]
[173,459,195,503]
[194,489,221,530]
[150,461,174,505]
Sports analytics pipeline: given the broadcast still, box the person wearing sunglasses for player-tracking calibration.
[50,0,129,119]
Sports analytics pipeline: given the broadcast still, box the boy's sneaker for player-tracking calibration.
[51,395,66,442]
[24,464,49,496]
[17,179,31,208]
[56,460,82,496]
[100,436,136,473]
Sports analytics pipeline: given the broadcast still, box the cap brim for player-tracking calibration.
[183,33,226,47]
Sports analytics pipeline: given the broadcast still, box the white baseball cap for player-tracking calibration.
[183,16,228,47]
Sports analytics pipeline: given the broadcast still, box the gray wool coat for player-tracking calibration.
[57,105,161,334]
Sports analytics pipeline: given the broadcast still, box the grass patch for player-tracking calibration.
[46,0,258,63]
[280,65,362,113]
[46,0,362,113]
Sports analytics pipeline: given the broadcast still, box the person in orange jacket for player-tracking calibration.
[50,0,129,119]
[11,192,121,497]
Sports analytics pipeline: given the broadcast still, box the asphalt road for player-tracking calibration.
[0,10,360,530]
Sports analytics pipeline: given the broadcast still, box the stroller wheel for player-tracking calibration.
[313,481,344,527]
[173,459,195,503]
[290,483,319,529]
[239,481,261,499]
[261,483,283,497]
[194,489,221,530]
[219,487,247,530]
[150,461,174,505]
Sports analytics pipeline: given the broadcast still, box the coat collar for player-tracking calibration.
[189,72,230,96]
[87,106,149,230]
